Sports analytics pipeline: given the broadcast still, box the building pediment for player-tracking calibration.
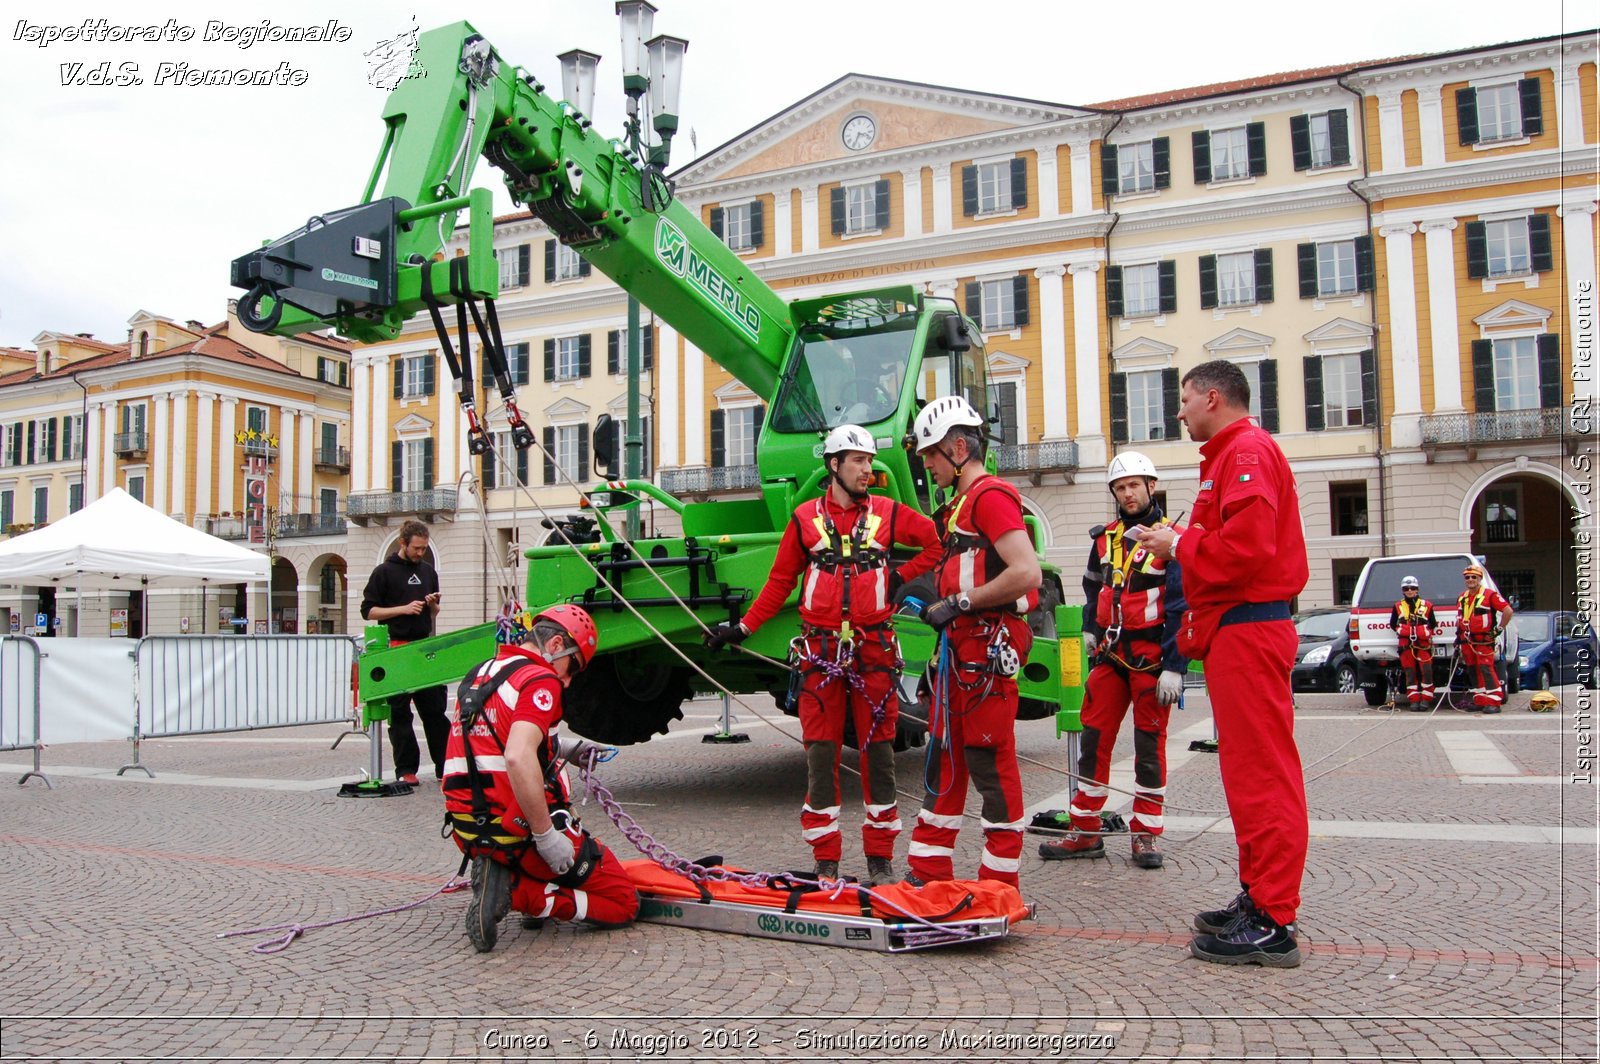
[712,380,759,403]
[393,413,434,436]
[1205,327,1276,354]
[1302,317,1374,346]
[1110,336,1178,367]
[542,396,591,419]
[1473,299,1551,331]
[988,350,1031,373]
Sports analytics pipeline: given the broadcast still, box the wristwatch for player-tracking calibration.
[956,592,972,613]
[1170,532,1183,559]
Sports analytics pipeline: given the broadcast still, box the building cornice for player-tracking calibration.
[1359,148,1597,199]
[1117,82,1354,133]
[1344,37,1595,92]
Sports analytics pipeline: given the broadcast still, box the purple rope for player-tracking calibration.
[218,876,472,954]
[792,639,895,735]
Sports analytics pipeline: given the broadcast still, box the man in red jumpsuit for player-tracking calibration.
[444,604,640,952]
[705,425,940,885]
[1456,563,1514,712]
[903,396,1041,890]
[1137,359,1308,968]
[1039,450,1188,869]
[1389,575,1436,707]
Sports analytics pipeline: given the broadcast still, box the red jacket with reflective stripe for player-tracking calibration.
[934,476,1039,616]
[442,647,568,828]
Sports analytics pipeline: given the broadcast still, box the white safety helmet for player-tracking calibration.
[822,424,876,459]
[1106,451,1159,487]
[910,396,984,451]
[1400,575,1420,590]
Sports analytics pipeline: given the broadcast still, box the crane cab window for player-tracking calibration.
[770,315,917,432]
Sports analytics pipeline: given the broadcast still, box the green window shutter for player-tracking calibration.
[1464,221,1488,279]
[542,427,556,485]
[641,416,652,478]
[1100,144,1119,197]
[578,255,591,278]
[578,335,592,378]
[1192,130,1212,184]
[1537,333,1561,408]
[513,343,529,386]
[1011,275,1030,327]
[643,326,654,371]
[544,240,556,282]
[607,330,620,376]
[961,164,978,216]
[422,438,434,487]
[392,362,403,399]
[830,186,846,235]
[1456,87,1480,146]
[1298,243,1319,299]
[1158,261,1177,313]
[1259,359,1280,434]
[1290,114,1312,171]
[1152,137,1171,190]
[1109,373,1128,444]
[1010,156,1027,209]
[1329,110,1351,166]
[1161,368,1181,441]
[709,409,725,466]
[543,339,555,382]
[517,244,530,286]
[1198,255,1218,310]
[44,419,56,463]
[1359,350,1378,427]
[577,424,589,483]
[1355,236,1376,293]
[391,441,403,492]
[1519,78,1543,136]
[965,282,981,320]
[874,179,890,229]
[710,206,724,239]
[1528,213,1553,273]
[516,448,528,487]
[1246,122,1267,176]
[1105,266,1124,318]
[480,446,496,490]
[1254,248,1274,304]
[749,200,765,249]
[422,355,435,397]
[1303,356,1325,432]
[1470,339,1496,412]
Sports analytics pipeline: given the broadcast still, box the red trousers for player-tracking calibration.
[794,630,901,861]
[1398,642,1434,702]
[908,618,1030,887]
[1458,640,1504,706]
[497,828,640,927]
[1070,657,1170,835]
[1207,619,1307,926]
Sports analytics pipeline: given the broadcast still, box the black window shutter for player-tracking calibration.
[642,416,653,477]
[1456,87,1480,146]
[391,441,403,492]
[1011,275,1030,327]
[710,206,724,239]
[961,165,978,216]
[1161,368,1181,441]
[481,346,495,386]
[578,335,592,378]
[513,343,530,386]
[1199,255,1218,310]
[1537,333,1561,408]
[578,256,591,278]
[1259,360,1280,434]
[1290,114,1312,171]
[1105,266,1125,318]
[542,427,556,484]
[1303,356,1326,432]
[643,326,654,371]
[752,405,765,456]
[422,354,435,397]
[1471,339,1496,412]
[1100,144,1119,197]
[1010,156,1028,209]
[965,281,981,320]
[607,330,620,376]
[1355,236,1376,293]
[1152,137,1171,189]
[1519,78,1543,136]
[317,355,328,380]
[1528,213,1553,273]
[578,424,590,482]
[544,239,556,283]
[1298,243,1319,299]
[874,179,890,229]
[1465,221,1489,279]
[516,448,528,486]
[1329,110,1351,166]
[480,447,496,490]
[1158,260,1177,313]
[517,244,530,286]
[709,409,725,466]
[340,362,348,387]
[24,421,34,462]
[543,339,555,382]
[1109,373,1128,444]
[1359,349,1378,427]
[45,419,56,463]
[830,186,846,235]
[422,438,434,487]
[1247,122,1267,176]
[1254,248,1275,304]
[392,363,403,399]
[750,200,765,249]
[1192,130,1213,184]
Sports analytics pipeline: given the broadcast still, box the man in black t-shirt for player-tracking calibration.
[360,519,447,784]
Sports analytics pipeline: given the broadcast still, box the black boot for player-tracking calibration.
[1190,909,1301,968]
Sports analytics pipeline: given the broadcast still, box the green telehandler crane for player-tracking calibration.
[231,22,1085,748]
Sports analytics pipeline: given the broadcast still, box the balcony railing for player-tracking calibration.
[313,445,351,472]
[205,516,249,540]
[276,512,348,538]
[660,465,761,495]
[1419,409,1567,450]
[242,437,278,459]
[112,431,148,456]
[346,488,458,523]
[995,440,1080,482]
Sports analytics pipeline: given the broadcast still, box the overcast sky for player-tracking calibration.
[0,0,1589,348]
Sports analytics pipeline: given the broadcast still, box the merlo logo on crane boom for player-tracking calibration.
[653,219,761,342]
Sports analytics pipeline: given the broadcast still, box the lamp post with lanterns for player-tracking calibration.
[559,2,687,539]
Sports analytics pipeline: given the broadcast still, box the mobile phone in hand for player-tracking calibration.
[1122,525,1148,544]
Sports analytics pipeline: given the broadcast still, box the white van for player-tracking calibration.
[1347,553,1516,706]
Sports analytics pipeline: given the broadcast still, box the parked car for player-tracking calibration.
[1515,610,1599,690]
[1292,609,1358,694]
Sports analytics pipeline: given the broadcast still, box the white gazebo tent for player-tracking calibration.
[0,488,271,633]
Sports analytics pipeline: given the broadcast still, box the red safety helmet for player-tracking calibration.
[534,604,598,670]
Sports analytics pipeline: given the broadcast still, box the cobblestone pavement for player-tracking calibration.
[1,685,1595,1062]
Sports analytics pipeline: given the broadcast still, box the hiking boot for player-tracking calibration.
[901,871,928,888]
[1130,833,1163,869]
[1193,889,1255,935]
[1481,703,1502,715]
[1037,832,1105,861]
[1190,910,1302,968]
[866,856,896,887]
[466,856,513,953]
[813,859,839,881]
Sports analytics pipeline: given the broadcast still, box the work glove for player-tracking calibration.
[1082,632,1098,659]
[919,594,965,631]
[532,826,575,876]
[704,622,749,652]
[1157,669,1184,706]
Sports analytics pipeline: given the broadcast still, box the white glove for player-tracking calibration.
[1157,669,1184,706]
[1082,633,1098,658]
[532,827,575,875]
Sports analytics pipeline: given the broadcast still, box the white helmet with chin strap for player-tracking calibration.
[910,395,984,451]
[822,424,876,458]
[1106,451,1159,488]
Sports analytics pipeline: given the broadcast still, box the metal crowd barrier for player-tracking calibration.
[119,635,362,777]
[0,636,50,788]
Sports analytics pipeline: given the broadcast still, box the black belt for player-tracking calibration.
[1218,601,1292,627]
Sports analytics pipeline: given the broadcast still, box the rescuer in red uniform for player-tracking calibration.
[1137,360,1309,968]
[1389,575,1436,707]
[1456,563,1514,712]
[902,396,1041,890]
[444,604,640,952]
[704,425,941,886]
[1039,451,1188,869]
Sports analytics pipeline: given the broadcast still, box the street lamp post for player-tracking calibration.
[561,2,686,539]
